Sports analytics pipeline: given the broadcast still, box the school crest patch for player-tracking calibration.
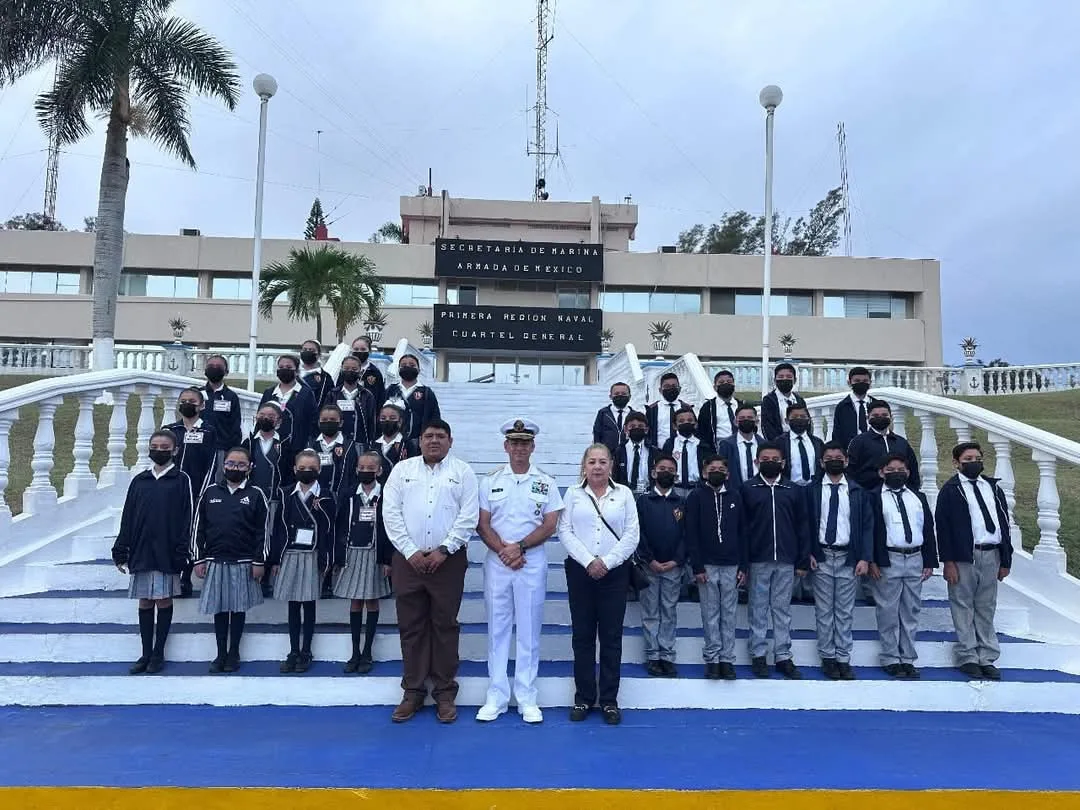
[531,480,549,496]
[673,507,684,521]
[334,446,343,457]
[366,375,376,385]
[413,391,423,400]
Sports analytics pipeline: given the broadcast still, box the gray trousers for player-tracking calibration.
[749,561,795,661]
[640,566,683,662]
[873,550,924,665]
[699,565,739,664]
[813,549,857,662]
[948,547,1002,666]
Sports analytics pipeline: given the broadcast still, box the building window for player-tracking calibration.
[446,284,478,306]
[734,290,813,316]
[383,282,438,307]
[600,288,701,314]
[0,270,80,295]
[823,292,912,319]
[557,285,589,309]
[210,276,252,300]
[118,272,197,298]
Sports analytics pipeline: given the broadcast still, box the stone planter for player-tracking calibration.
[651,334,669,359]
[365,325,384,350]
[421,334,432,350]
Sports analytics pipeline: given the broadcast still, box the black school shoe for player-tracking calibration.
[355,651,373,675]
[821,658,842,680]
[775,659,802,680]
[705,663,722,680]
[958,662,983,679]
[902,664,921,680]
[344,655,360,674]
[837,662,856,680]
[223,652,240,673]
[751,657,769,678]
[718,662,737,680]
[602,705,622,726]
[146,655,164,675]
[294,652,313,673]
[661,660,678,678]
[178,581,193,599]
[280,653,299,674]
[882,663,905,678]
[644,660,665,677]
[209,655,226,674]
[981,664,1002,681]
[129,656,150,675]
[569,703,591,722]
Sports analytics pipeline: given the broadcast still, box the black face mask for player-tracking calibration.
[611,394,630,409]
[823,459,847,476]
[205,366,225,384]
[960,461,984,479]
[707,470,728,487]
[737,419,757,435]
[775,379,795,394]
[869,416,891,431]
[342,370,360,384]
[277,368,296,384]
[883,471,908,490]
[149,449,174,466]
[661,387,680,402]
[178,402,199,418]
[379,420,400,437]
[715,383,735,399]
[759,460,783,479]
[223,469,247,483]
[319,421,340,436]
[654,472,677,489]
[356,470,378,484]
[677,423,696,438]
[628,427,647,444]
[300,350,318,365]
[399,366,419,381]
[851,381,870,397]
[788,418,810,434]
[352,351,369,363]
[295,469,319,484]
[255,417,276,433]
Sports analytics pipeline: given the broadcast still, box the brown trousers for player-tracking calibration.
[392,548,468,701]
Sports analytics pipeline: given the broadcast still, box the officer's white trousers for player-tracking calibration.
[483,548,547,709]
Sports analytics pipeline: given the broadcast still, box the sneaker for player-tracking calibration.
[294,652,313,673]
[751,657,769,678]
[661,660,678,678]
[223,652,240,673]
[838,662,856,680]
[519,705,544,724]
[355,651,373,675]
[958,662,983,679]
[775,659,802,680]
[718,662,737,681]
[475,702,505,723]
[209,655,226,674]
[129,656,150,675]
[981,664,1002,681]
[280,653,299,674]
[705,663,722,680]
[822,658,842,680]
[146,655,164,675]
[569,703,591,722]
[602,705,622,726]
[882,663,905,678]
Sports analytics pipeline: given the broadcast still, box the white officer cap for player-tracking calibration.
[501,418,539,440]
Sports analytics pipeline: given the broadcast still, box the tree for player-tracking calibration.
[370,221,404,243]
[82,216,96,232]
[2,212,65,230]
[1,1,240,370]
[304,197,327,240]
[258,245,384,345]
[677,187,844,256]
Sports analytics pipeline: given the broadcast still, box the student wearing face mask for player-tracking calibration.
[635,455,686,678]
[268,449,336,674]
[260,354,318,448]
[832,367,873,451]
[685,455,745,680]
[383,354,440,442]
[846,400,921,492]
[373,404,418,484]
[324,355,377,449]
[761,363,808,441]
[593,382,634,455]
[201,355,242,453]
[936,442,1013,681]
[613,412,657,496]
[697,370,742,448]
[347,336,385,408]
[777,404,824,487]
[869,453,937,680]
[334,451,393,674]
[298,339,333,410]
[661,406,708,498]
[718,405,766,487]
[307,404,359,498]
[242,401,293,598]
[646,372,692,449]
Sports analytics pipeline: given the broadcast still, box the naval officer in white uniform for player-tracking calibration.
[476,418,564,724]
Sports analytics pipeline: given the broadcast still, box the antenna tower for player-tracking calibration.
[837,121,852,256]
[527,0,558,200]
[43,66,60,222]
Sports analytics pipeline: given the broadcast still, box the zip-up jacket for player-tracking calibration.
[635,488,686,564]
[740,474,812,568]
[112,466,193,574]
[870,487,938,569]
[683,481,745,573]
[335,487,393,566]
[324,384,378,447]
[202,383,243,450]
[162,419,218,500]
[805,475,874,568]
[266,485,336,571]
[242,432,294,501]
[934,474,1013,568]
[192,481,269,565]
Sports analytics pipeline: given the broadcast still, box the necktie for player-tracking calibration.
[680,441,690,487]
[725,401,736,430]
[797,435,811,482]
[668,403,677,435]
[616,409,624,434]
[824,483,840,545]
[630,444,641,492]
[857,399,867,434]
[744,441,754,481]
[968,479,997,535]
[893,491,913,545]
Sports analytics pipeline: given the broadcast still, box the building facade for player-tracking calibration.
[0,193,942,384]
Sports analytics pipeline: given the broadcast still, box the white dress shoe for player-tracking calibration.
[475,702,506,722]
[519,704,543,724]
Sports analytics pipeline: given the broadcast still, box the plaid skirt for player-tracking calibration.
[198,561,264,615]
[128,570,181,600]
[333,545,391,601]
[273,549,321,603]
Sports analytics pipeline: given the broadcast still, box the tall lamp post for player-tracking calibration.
[246,73,277,391]
[758,84,782,397]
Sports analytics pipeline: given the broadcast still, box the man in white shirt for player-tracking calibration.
[476,418,563,724]
[382,418,479,724]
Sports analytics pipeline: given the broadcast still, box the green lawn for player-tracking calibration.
[2,374,1078,575]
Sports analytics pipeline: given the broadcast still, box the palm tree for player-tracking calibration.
[258,245,384,345]
[370,221,404,243]
[0,1,240,369]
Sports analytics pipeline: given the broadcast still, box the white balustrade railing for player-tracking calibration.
[597,344,647,406]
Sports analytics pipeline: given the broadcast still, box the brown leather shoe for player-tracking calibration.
[436,699,458,724]
[391,697,423,723]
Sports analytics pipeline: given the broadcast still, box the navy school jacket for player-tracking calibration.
[683,481,745,573]
[717,432,767,488]
[804,476,874,568]
[645,398,694,447]
[739,475,812,568]
[776,430,825,483]
[696,397,742,447]
[383,383,440,442]
[300,367,334,412]
[259,384,318,449]
[112,466,193,574]
[374,436,420,485]
[202,383,243,451]
[334,486,393,567]
[324,384,378,448]
[266,485,336,572]
[592,405,627,454]
[242,432,294,501]
[192,481,270,565]
[162,419,218,501]
[307,436,358,504]
[831,396,871,453]
[934,474,1014,568]
[869,486,938,569]
[635,488,686,565]
[846,430,921,492]
[613,440,659,491]
[760,389,809,441]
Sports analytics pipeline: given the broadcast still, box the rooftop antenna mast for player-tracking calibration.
[527,0,558,200]
[43,65,60,222]
[837,121,852,256]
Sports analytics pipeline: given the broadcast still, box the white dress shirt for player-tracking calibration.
[787,431,818,485]
[735,434,760,482]
[479,464,564,544]
[713,398,738,444]
[151,463,176,480]
[960,475,1002,546]
[607,404,629,432]
[558,482,640,570]
[850,393,870,436]
[656,401,678,448]
[624,440,651,494]
[382,454,479,559]
[672,434,702,485]
[773,389,798,431]
[271,383,298,403]
[818,479,851,547]
[881,487,924,548]
[257,432,279,458]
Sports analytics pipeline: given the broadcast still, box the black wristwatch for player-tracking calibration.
[438,544,453,556]
[518,541,527,556]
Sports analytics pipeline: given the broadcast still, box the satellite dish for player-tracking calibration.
[418,185,428,195]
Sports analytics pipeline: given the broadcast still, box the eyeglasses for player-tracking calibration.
[222,461,249,470]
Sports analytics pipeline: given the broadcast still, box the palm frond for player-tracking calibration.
[36,33,116,145]
[0,0,84,85]
[134,16,239,109]
[130,62,194,166]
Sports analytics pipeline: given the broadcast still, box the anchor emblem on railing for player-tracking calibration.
[166,357,179,372]
[969,377,980,390]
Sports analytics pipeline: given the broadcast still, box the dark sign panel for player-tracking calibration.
[434,238,604,282]
[433,305,602,353]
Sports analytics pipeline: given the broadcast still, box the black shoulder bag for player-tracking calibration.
[584,489,651,593]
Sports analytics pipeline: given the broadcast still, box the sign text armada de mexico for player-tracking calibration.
[434,237,605,282]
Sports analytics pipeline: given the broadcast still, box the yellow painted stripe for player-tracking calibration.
[4,789,1080,809]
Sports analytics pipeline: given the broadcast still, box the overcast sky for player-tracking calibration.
[0,0,1075,364]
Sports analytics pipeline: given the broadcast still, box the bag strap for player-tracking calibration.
[585,487,621,544]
